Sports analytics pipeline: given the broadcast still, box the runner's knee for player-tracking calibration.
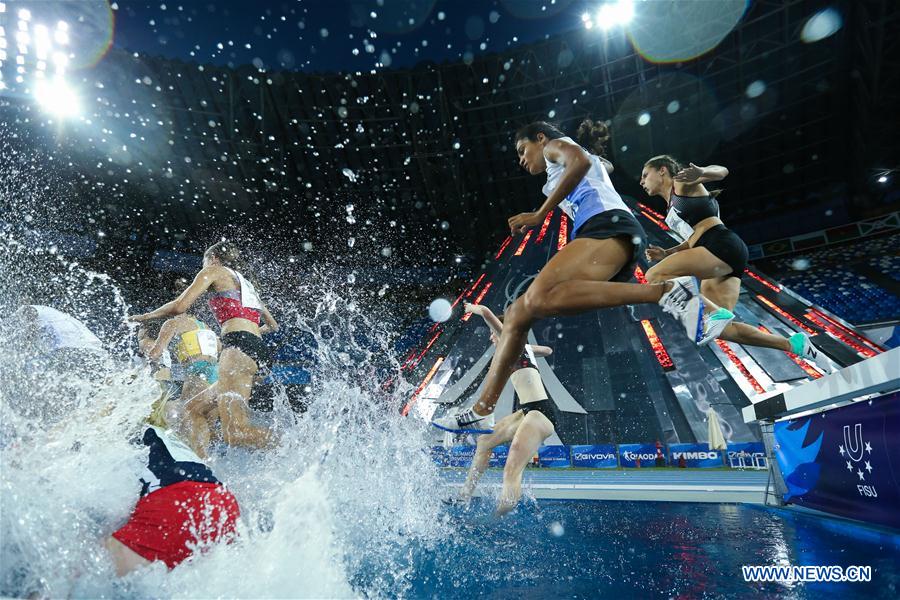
[523,285,565,318]
[645,264,671,284]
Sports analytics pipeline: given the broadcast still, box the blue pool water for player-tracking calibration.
[363,499,899,599]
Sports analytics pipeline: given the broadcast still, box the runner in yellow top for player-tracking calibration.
[142,314,221,457]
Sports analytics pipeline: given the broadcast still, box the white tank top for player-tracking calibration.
[194,328,219,357]
[29,305,103,352]
[541,137,629,233]
[228,268,262,310]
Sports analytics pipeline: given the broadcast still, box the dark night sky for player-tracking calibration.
[112,0,590,72]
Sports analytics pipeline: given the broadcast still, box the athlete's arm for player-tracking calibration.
[673,163,728,195]
[509,139,592,234]
[146,318,180,361]
[647,240,690,262]
[465,302,502,335]
[130,268,216,322]
[258,305,279,335]
[530,345,553,357]
[599,156,614,174]
[665,240,691,255]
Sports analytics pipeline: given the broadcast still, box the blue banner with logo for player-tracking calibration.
[570,444,618,468]
[618,443,663,468]
[489,445,509,468]
[429,446,447,467]
[448,445,476,468]
[668,443,724,468]
[774,391,900,530]
[538,445,570,468]
[727,442,766,468]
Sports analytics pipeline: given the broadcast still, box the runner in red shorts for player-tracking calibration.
[105,425,240,575]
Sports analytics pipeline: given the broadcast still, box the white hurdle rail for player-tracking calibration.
[742,347,900,424]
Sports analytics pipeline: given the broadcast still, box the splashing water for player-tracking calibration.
[0,231,452,598]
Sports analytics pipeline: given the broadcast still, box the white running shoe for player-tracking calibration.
[659,276,705,343]
[789,333,829,371]
[432,407,495,434]
[699,308,736,347]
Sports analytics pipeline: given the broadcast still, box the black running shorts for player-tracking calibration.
[573,209,647,282]
[693,224,749,278]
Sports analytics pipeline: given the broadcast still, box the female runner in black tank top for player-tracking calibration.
[639,156,826,367]
[453,302,557,516]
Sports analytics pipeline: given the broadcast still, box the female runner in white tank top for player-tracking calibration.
[434,120,736,433]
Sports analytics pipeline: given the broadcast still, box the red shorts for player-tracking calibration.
[112,481,240,568]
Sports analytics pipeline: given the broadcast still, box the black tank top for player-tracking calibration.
[664,190,720,240]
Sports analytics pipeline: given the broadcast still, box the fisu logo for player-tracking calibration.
[842,423,864,462]
[838,422,875,494]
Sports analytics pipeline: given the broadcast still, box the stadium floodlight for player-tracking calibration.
[54,25,69,45]
[597,0,634,30]
[878,175,888,184]
[34,76,80,117]
[34,24,50,58]
[52,51,68,71]
[18,8,30,21]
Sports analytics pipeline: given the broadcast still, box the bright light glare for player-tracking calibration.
[54,28,69,45]
[878,175,888,184]
[597,0,634,29]
[34,24,50,41]
[34,77,80,117]
[52,51,68,68]
[18,8,30,21]
[34,24,50,57]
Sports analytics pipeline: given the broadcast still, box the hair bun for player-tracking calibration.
[576,118,610,157]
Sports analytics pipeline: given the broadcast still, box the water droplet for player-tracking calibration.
[791,258,810,271]
[746,80,766,98]
[428,298,452,322]
[549,521,565,537]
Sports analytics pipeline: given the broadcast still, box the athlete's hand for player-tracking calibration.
[508,211,543,235]
[645,246,667,262]
[674,163,705,184]
[128,314,150,323]
[463,302,482,315]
